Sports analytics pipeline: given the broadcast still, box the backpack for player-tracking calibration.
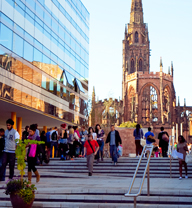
[51,131,57,141]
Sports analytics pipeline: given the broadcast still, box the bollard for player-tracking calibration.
[52,146,54,158]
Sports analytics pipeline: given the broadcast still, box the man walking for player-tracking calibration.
[158,127,169,157]
[0,119,20,181]
[106,125,122,166]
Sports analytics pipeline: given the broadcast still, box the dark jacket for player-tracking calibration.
[0,135,5,156]
[158,131,169,148]
[106,130,122,147]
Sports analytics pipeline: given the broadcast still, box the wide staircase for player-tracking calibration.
[0,157,192,207]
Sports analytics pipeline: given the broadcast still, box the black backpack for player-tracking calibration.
[51,131,57,141]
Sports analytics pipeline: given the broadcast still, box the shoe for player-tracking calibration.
[179,177,182,180]
[96,159,99,164]
[28,172,32,183]
[185,175,188,179]
[88,172,92,176]
[114,162,117,166]
[101,158,103,162]
[71,158,74,160]
[34,170,40,183]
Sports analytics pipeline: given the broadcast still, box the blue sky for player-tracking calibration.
[81,0,192,106]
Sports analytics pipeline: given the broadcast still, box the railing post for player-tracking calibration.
[170,156,172,178]
[134,196,137,208]
[147,152,150,196]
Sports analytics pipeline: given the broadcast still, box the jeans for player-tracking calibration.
[110,145,117,163]
[0,152,15,180]
[81,141,85,155]
[50,141,58,157]
[0,154,6,181]
[97,140,104,159]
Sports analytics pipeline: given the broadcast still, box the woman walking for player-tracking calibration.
[95,124,105,163]
[27,124,40,183]
[68,127,74,160]
[177,135,188,180]
[133,124,143,157]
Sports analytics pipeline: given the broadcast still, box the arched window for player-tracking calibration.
[163,88,170,122]
[135,31,139,43]
[130,59,135,73]
[142,86,158,124]
[128,87,135,121]
[139,59,142,71]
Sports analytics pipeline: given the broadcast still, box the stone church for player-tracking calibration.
[90,0,192,140]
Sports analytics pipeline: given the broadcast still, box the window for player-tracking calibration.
[142,86,158,123]
[135,31,139,43]
[130,59,135,73]
[24,41,33,62]
[13,33,24,57]
[139,59,142,71]
[0,24,13,51]
[76,79,85,93]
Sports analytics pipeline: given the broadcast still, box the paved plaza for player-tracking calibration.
[0,157,192,207]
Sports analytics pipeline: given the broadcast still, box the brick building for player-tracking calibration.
[90,0,192,142]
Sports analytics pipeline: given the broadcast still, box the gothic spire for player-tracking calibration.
[130,0,144,24]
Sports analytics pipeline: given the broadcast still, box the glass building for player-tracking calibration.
[0,0,89,128]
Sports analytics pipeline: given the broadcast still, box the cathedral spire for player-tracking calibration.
[130,0,144,24]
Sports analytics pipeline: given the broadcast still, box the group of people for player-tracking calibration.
[0,118,190,181]
[133,124,191,180]
[0,120,40,183]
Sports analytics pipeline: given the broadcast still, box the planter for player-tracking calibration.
[10,193,34,208]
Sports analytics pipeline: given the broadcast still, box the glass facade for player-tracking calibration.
[0,0,89,125]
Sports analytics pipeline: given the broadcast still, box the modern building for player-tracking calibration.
[0,0,89,134]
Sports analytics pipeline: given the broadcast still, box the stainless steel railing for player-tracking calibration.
[125,145,154,208]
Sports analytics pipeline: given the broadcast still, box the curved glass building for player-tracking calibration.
[0,0,89,130]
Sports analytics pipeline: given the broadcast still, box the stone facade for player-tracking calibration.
[89,0,192,142]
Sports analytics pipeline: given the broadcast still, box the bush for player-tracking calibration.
[119,122,142,128]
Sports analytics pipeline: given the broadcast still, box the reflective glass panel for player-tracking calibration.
[24,41,34,62]
[65,71,74,87]
[13,33,24,57]
[76,78,85,93]
[34,48,42,62]
[0,24,13,50]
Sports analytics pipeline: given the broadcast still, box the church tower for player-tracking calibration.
[123,0,150,122]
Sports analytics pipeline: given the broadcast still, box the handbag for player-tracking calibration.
[185,153,192,163]
[140,138,146,147]
[162,133,169,142]
[147,135,156,143]
[28,144,37,157]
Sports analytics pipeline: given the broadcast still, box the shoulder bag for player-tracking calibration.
[87,140,95,154]
[140,129,146,147]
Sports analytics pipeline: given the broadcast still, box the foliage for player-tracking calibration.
[5,178,36,204]
[15,139,44,178]
[119,121,142,128]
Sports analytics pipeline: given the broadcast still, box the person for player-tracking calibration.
[68,127,74,160]
[0,119,20,181]
[158,127,169,157]
[88,127,97,140]
[50,127,58,158]
[59,125,68,160]
[39,131,46,165]
[22,126,29,141]
[83,134,99,176]
[177,135,188,180]
[133,124,143,157]
[73,126,81,157]
[0,128,5,181]
[145,127,155,146]
[35,124,40,136]
[95,124,105,163]
[27,124,40,183]
[106,125,122,165]
[80,126,88,156]
[45,128,52,159]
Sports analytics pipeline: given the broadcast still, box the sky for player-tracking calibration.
[81,0,192,106]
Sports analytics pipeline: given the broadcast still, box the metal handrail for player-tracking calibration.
[125,145,154,207]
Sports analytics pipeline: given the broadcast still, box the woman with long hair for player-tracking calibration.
[177,135,188,180]
[133,124,143,157]
[95,124,105,163]
[88,127,97,140]
[27,124,40,183]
